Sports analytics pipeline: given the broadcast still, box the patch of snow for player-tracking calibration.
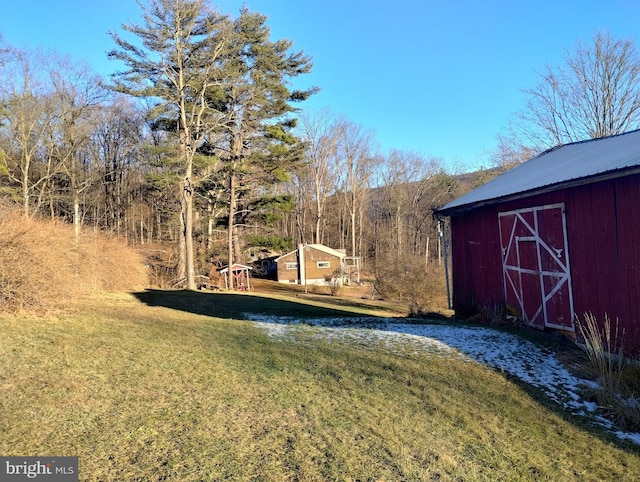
[244,313,640,445]
[617,431,640,445]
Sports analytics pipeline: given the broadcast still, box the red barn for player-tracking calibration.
[436,130,640,357]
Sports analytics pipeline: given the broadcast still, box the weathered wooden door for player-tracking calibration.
[498,204,574,331]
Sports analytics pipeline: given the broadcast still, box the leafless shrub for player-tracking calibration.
[75,233,148,292]
[324,269,342,296]
[374,255,446,314]
[0,206,147,313]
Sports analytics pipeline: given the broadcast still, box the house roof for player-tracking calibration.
[437,129,640,215]
[274,250,295,262]
[275,244,347,262]
[306,244,347,259]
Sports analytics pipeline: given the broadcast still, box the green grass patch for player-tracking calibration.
[1,292,639,481]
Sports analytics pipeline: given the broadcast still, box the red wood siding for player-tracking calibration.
[450,208,504,316]
[449,173,640,356]
[615,176,640,352]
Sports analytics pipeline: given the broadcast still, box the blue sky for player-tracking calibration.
[1,1,639,171]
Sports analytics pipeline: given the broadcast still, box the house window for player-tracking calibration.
[317,261,330,269]
[285,262,298,270]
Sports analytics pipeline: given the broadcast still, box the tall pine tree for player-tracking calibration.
[108,0,231,289]
[216,8,316,288]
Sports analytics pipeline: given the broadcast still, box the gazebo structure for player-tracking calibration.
[218,264,252,291]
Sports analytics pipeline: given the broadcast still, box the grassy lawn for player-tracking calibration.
[1,290,639,481]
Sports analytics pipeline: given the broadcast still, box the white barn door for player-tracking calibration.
[498,204,574,331]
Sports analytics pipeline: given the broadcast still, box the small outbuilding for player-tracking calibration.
[218,264,252,291]
[436,129,640,357]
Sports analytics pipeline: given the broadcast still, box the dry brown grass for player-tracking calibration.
[0,206,147,313]
[578,313,640,431]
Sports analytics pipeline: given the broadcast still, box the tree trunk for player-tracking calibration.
[74,193,81,244]
[207,195,213,250]
[177,213,186,279]
[70,162,81,244]
[314,183,322,244]
[183,177,196,290]
[227,163,237,290]
[350,204,356,257]
[22,154,30,218]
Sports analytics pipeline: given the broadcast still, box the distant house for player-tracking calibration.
[251,255,279,279]
[245,247,280,279]
[436,129,640,357]
[276,244,349,286]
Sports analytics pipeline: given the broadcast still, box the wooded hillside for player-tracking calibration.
[0,1,499,310]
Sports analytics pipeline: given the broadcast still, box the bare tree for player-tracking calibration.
[373,150,441,258]
[47,56,106,241]
[0,34,10,66]
[521,32,640,147]
[297,109,341,244]
[90,97,144,235]
[491,132,540,170]
[334,120,378,258]
[0,49,60,218]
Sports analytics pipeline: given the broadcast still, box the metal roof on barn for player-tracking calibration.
[438,129,640,214]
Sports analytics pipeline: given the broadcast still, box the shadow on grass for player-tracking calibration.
[296,293,409,317]
[132,289,380,321]
[131,289,640,454]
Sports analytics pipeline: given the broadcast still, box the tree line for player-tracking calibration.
[2,0,640,297]
[0,1,460,293]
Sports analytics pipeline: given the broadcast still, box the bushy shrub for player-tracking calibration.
[373,255,447,314]
[0,206,147,313]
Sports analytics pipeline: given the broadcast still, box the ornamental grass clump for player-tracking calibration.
[579,312,640,430]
